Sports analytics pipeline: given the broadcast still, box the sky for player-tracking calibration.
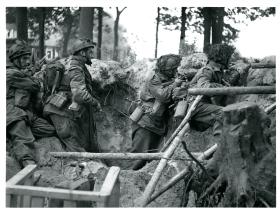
[108,7,277,60]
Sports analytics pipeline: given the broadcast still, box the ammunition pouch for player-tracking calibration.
[48,92,68,109]
[14,89,31,109]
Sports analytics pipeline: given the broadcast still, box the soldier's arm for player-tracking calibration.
[68,67,99,105]
[6,69,40,91]
[197,68,223,88]
[148,76,174,103]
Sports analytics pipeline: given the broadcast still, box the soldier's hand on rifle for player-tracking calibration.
[172,87,188,100]
[173,78,183,87]
[92,98,102,112]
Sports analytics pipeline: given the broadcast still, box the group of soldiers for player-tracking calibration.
[6,38,236,170]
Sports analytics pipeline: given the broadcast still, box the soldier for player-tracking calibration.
[173,43,235,142]
[6,40,56,168]
[129,54,182,170]
[43,38,101,153]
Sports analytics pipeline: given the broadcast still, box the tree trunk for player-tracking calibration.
[155,7,160,58]
[16,7,28,41]
[202,8,211,52]
[113,7,126,61]
[62,12,74,57]
[193,102,276,207]
[38,7,46,58]
[97,7,103,60]
[79,7,94,39]
[212,7,224,44]
[179,7,186,55]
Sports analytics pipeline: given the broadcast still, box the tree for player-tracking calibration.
[16,7,28,41]
[113,7,126,61]
[155,7,160,58]
[202,8,211,52]
[97,7,103,59]
[179,7,186,55]
[38,7,46,58]
[79,7,95,39]
[50,7,79,57]
[160,7,275,52]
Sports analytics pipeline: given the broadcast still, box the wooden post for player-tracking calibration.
[138,123,190,207]
[146,143,218,205]
[161,95,203,152]
[97,166,121,207]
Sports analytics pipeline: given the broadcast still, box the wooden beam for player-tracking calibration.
[161,95,203,152]
[188,86,275,96]
[138,123,190,207]
[6,185,105,202]
[49,152,201,161]
[250,63,275,69]
[6,164,37,186]
[264,102,276,114]
[50,152,163,160]
[146,143,218,205]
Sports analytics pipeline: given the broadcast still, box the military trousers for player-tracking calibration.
[129,123,163,170]
[7,116,56,165]
[50,113,100,153]
[189,102,223,139]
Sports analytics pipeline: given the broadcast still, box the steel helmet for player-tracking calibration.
[8,40,31,61]
[71,38,97,55]
[156,54,182,72]
[207,44,235,67]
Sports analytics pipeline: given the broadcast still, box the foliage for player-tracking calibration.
[160,7,275,43]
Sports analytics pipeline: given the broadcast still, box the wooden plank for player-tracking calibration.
[6,185,105,202]
[22,177,33,207]
[63,200,77,207]
[22,195,31,207]
[6,165,37,186]
[6,194,18,207]
[99,167,121,196]
[104,178,120,207]
[31,197,45,207]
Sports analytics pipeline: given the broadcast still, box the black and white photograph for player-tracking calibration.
[3,0,278,210]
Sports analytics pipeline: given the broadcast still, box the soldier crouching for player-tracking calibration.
[128,54,182,170]
[6,40,56,168]
[173,43,236,143]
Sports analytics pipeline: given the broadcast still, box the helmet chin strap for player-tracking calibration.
[12,58,23,69]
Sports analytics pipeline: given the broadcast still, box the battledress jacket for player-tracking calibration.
[188,61,225,105]
[6,62,41,127]
[43,55,99,118]
[137,72,174,136]
[43,55,99,152]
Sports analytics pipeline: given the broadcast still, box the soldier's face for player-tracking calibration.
[86,48,94,59]
[83,47,94,65]
[14,54,31,69]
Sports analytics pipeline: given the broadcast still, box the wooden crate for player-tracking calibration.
[6,165,121,207]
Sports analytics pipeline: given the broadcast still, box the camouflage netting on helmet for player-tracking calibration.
[8,40,31,60]
[156,54,182,71]
[206,44,235,66]
[177,53,207,80]
[70,38,96,55]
